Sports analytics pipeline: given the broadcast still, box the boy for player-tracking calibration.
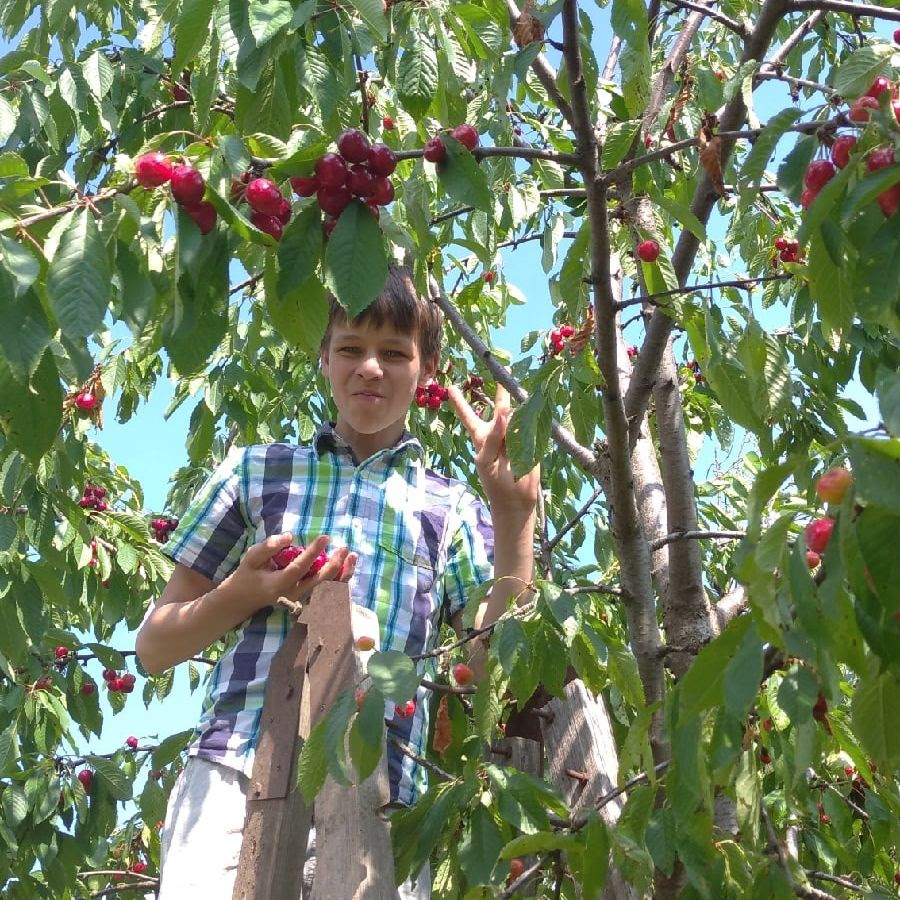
[136,266,539,897]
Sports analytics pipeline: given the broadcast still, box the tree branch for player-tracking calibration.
[546,485,604,553]
[388,737,455,783]
[614,274,790,309]
[762,10,825,70]
[662,0,748,36]
[789,0,900,20]
[649,529,746,551]
[804,871,864,894]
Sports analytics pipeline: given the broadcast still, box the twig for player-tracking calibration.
[612,275,790,310]
[804,871,864,894]
[789,0,900,20]
[662,0,748,35]
[595,760,668,813]
[756,71,836,96]
[564,583,624,598]
[649,529,746,551]
[497,854,549,899]
[763,10,825,68]
[420,678,475,695]
[230,273,263,295]
[761,803,836,900]
[546,485,605,553]
[388,736,455,782]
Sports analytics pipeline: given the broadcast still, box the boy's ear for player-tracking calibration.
[319,347,330,376]
[420,354,439,383]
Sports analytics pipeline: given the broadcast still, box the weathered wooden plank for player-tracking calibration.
[303,582,396,900]
[233,618,312,900]
[540,680,638,900]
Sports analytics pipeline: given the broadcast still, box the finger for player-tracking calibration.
[248,532,295,568]
[316,545,350,582]
[446,384,484,441]
[493,382,510,416]
[338,552,358,582]
[478,407,509,465]
[281,535,330,580]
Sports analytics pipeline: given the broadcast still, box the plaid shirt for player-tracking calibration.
[163,423,494,806]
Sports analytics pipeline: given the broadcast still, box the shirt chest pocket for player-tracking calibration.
[376,514,437,595]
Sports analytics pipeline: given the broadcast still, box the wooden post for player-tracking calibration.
[233,582,395,900]
[540,680,637,900]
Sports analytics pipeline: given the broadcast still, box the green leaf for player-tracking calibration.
[248,0,294,45]
[277,203,324,299]
[150,729,193,771]
[830,42,894,99]
[0,232,40,298]
[324,689,356,786]
[876,366,900,437]
[267,266,328,354]
[847,437,900,514]
[851,668,900,770]
[651,192,707,243]
[841,165,900,225]
[0,722,17,775]
[601,120,640,169]
[501,830,579,857]
[85,754,132,800]
[396,28,438,120]
[82,51,114,100]
[0,351,63,467]
[366,650,420,701]
[347,0,388,40]
[46,209,111,339]
[740,107,802,187]
[296,718,328,804]
[457,804,505,886]
[436,135,493,213]
[349,687,385,783]
[323,201,388,319]
[0,288,51,382]
[172,0,216,73]
[506,387,550,480]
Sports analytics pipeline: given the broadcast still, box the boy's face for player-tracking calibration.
[321,318,437,458]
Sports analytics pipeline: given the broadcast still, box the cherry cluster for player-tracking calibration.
[415,380,449,409]
[422,123,480,163]
[394,698,416,718]
[134,152,218,234]
[272,544,329,576]
[626,345,638,360]
[79,484,109,512]
[548,324,575,356]
[772,236,802,265]
[103,668,136,694]
[462,374,486,403]
[150,516,179,543]
[688,359,704,384]
[231,174,293,241]
[290,128,398,236]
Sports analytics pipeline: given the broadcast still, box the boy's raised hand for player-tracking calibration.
[446,381,540,515]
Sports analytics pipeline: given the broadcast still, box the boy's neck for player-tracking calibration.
[333,418,408,462]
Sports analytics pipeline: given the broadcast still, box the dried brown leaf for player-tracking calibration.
[512,2,544,49]
[698,128,727,197]
[433,694,452,759]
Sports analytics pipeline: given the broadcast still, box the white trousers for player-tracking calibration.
[158,757,430,899]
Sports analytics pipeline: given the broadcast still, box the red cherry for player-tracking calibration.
[250,211,283,241]
[637,239,660,262]
[805,550,821,569]
[800,187,818,209]
[805,518,835,554]
[316,184,353,217]
[450,123,479,151]
[81,682,96,695]
[315,152,349,187]
[395,699,416,718]
[337,128,371,164]
[370,176,395,205]
[134,152,173,188]
[848,96,879,123]
[813,693,828,721]
[894,28,900,43]
[382,115,394,130]
[760,750,772,765]
[644,134,653,148]
[290,175,319,197]
[75,391,98,412]
[347,165,375,197]
[77,769,93,790]
[865,76,891,99]
[120,673,136,693]
[355,636,376,651]
[508,858,525,881]
[126,736,138,749]
[452,663,474,685]
[427,393,442,410]
[893,99,900,125]
[815,466,852,504]
[172,83,190,102]
[820,814,830,824]
[132,862,148,874]
[367,143,397,176]
[866,147,896,173]
[102,669,117,682]
[55,645,70,660]
[182,200,217,234]
[762,718,773,732]
[34,676,52,691]
[275,198,293,226]
[306,550,329,578]
[774,237,788,251]
[272,545,304,569]
[423,136,446,163]
[627,346,638,359]
[170,164,205,204]
[804,159,836,192]
[830,135,857,169]
[844,766,854,775]
[245,178,284,216]
[877,183,900,218]
[560,324,575,338]
[108,676,123,692]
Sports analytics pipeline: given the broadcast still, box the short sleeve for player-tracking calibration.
[442,489,494,620]
[163,446,252,583]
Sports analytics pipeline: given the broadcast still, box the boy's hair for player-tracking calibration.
[321,266,443,363]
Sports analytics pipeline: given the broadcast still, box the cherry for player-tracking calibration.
[843,766,854,776]
[170,164,205,204]
[317,184,353,217]
[637,239,660,263]
[77,769,93,791]
[800,188,818,210]
[132,862,148,874]
[804,159,836,192]
[815,467,852,504]
[762,718,773,732]
[774,237,788,251]
[355,636,376,651]
[414,386,428,408]
[508,858,525,881]
[102,669,117,682]
[894,28,900,43]
[182,200,217,234]
[120,673,136,693]
[820,813,830,824]
[367,143,397,176]
[426,393,442,410]
[560,324,575,338]
[813,693,828,722]
[290,175,318,197]
[126,736,138,749]
[450,123,479,150]
[848,96,879,123]
[308,551,329,577]
[337,128,371,164]
[865,76,891,99]
[805,518,835,554]
[355,688,367,710]
[134,152,173,188]
[830,135,857,169]
[245,178,284,216]
[395,699,416,718]
[272,546,303,569]
[171,83,190,102]
[483,271,494,283]
[760,750,772,765]
[315,152,349,187]
[55,645,70,660]
[275,198,293,226]
[81,682,96,695]
[644,134,653,148]
[75,391,98,412]
[34,676,52,691]
[250,211,283,241]
[452,663,474,685]
[714,69,725,81]
[805,550,821,569]
[370,176,395,205]
[423,136,446,163]
[348,165,375,197]
[627,346,638,359]
[382,115,394,130]
[877,183,900,218]
[866,147,896,173]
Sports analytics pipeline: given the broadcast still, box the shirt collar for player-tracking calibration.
[312,422,424,466]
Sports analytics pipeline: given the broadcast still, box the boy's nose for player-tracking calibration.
[356,353,383,378]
